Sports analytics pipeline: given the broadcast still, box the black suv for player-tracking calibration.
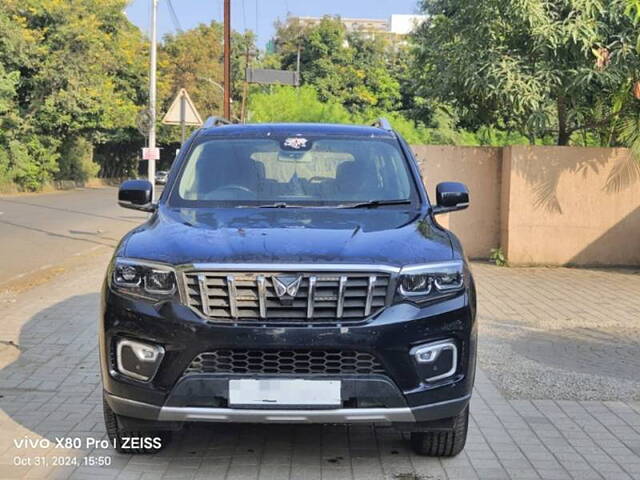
[100,119,476,457]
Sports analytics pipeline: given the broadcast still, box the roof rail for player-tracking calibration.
[202,116,232,128]
[371,117,393,131]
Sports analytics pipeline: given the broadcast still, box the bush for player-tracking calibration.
[57,137,99,182]
[0,148,15,192]
[249,85,352,124]
[2,136,60,191]
[249,86,484,146]
[489,247,507,266]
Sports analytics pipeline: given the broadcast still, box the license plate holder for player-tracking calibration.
[228,379,341,408]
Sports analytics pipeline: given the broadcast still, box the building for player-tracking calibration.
[289,14,427,40]
[294,16,389,36]
[389,14,428,35]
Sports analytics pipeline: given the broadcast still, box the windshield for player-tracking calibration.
[170,135,417,207]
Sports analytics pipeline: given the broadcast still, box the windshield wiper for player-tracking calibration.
[258,202,300,208]
[339,199,413,209]
[255,200,413,209]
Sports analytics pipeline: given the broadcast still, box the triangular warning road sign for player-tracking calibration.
[162,88,203,126]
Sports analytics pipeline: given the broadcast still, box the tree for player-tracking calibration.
[158,22,255,143]
[159,22,225,129]
[272,16,401,113]
[411,0,638,145]
[0,0,149,188]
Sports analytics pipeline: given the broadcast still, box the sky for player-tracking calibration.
[125,0,422,48]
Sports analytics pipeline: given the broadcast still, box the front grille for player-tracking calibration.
[184,349,386,375]
[183,271,391,323]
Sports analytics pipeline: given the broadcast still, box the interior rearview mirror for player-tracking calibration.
[118,180,155,212]
[433,182,469,215]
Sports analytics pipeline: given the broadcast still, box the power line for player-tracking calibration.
[165,0,183,33]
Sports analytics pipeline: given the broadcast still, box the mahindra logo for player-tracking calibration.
[272,275,303,305]
[283,137,308,149]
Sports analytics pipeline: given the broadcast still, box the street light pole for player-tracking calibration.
[223,0,231,120]
[148,0,158,199]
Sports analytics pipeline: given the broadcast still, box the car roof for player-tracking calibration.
[198,123,396,139]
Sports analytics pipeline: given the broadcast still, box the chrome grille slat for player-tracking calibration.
[257,275,267,318]
[197,274,210,316]
[336,275,347,318]
[226,275,238,318]
[364,275,376,317]
[184,271,391,323]
[307,276,316,319]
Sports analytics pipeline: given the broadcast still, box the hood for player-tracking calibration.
[120,206,453,267]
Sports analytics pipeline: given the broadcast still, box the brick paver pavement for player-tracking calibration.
[0,253,639,480]
[477,264,640,401]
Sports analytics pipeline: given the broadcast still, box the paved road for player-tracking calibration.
[0,254,638,479]
[0,189,639,479]
[477,264,640,401]
[0,187,148,288]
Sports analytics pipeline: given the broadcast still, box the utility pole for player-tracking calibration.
[223,0,231,120]
[180,90,186,144]
[148,0,158,199]
[296,44,301,89]
[241,45,250,123]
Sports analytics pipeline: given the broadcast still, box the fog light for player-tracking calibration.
[410,340,457,382]
[116,339,164,382]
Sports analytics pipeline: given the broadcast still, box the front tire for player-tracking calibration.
[102,396,171,454]
[410,406,469,457]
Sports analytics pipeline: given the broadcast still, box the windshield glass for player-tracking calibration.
[171,136,416,207]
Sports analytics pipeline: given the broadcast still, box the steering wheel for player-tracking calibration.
[308,176,333,183]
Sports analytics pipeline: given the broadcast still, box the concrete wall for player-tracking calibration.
[413,145,502,259]
[411,144,640,267]
[502,146,640,266]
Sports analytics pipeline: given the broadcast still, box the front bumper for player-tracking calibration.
[100,282,477,425]
[105,391,471,424]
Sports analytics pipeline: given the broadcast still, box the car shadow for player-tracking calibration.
[509,326,640,381]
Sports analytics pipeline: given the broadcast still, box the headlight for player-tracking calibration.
[397,260,464,303]
[110,258,178,301]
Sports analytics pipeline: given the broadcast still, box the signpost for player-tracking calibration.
[142,147,161,161]
[162,88,203,144]
[245,68,299,86]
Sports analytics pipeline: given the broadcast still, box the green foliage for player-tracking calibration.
[1,0,638,192]
[157,22,256,143]
[489,248,507,267]
[412,0,639,146]
[249,86,352,124]
[249,86,495,146]
[272,17,401,114]
[0,0,148,190]
[6,136,60,191]
[266,15,534,146]
[57,137,99,182]
[158,22,224,131]
[626,0,640,22]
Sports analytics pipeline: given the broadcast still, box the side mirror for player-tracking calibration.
[432,182,469,215]
[118,180,155,212]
